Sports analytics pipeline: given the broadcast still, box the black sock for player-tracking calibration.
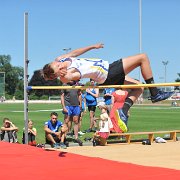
[145,77,159,96]
[122,98,133,116]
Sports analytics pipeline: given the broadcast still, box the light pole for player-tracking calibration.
[63,48,71,54]
[139,0,142,82]
[162,61,169,91]
[162,61,169,83]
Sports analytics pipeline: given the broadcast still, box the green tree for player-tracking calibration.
[0,55,24,97]
[29,69,62,98]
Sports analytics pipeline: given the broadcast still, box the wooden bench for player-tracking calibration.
[175,130,180,133]
[94,130,179,145]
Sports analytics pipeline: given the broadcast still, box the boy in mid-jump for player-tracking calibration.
[42,43,174,131]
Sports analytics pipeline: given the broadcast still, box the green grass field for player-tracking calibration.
[0,102,180,144]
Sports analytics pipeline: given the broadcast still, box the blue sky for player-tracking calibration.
[0,0,180,84]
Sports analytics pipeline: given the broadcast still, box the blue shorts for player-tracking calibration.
[63,106,80,116]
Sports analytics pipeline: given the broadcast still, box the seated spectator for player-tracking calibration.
[0,118,19,143]
[93,102,113,146]
[44,112,68,149]
[22,119,37,146]
[97,113,113,138]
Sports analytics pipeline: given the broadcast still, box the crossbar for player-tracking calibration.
[27,82,180,90]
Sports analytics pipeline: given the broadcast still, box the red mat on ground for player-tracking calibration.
[0,142,180,180]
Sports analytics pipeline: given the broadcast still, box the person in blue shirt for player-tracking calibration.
[44,112,68,149]
[103,88,115,114]
[85,79,99,132]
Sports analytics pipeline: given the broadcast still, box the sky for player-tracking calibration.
[0,0,180,84]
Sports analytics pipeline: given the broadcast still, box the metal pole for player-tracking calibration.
[165,65,167,83]
[139,0,142,82]
[24,12,29,144]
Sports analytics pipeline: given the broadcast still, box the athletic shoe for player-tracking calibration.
[53,143,60,149]
[74,138,83,146]
[60,143,67,149]
[92,139,97,147]
[92,127,98,132]
[67,132,74,137]
[115,109,128,133]
[84,137,92,141]
[155,137,167,143]
[85,128,93,133]
[64,140,69,147]
[78,131,85,136]
[36,144,44,148]
[149,90,174,103]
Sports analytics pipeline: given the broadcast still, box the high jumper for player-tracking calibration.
[42,43,174,131]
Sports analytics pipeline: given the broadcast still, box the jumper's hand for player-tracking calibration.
[94,43,104,49]
[58,63,67,77]
[59,68,67,77]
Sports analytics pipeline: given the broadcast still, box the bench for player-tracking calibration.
[94,130,179,145]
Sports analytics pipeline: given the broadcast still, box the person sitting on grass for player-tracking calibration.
[44,112,68,149]
[93,102,113,146]
[22,119,37,146]
[0,118,19,143]
[93,112,113,146]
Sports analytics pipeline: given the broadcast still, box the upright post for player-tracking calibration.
[24,12,29,144]
[139,0,142,82]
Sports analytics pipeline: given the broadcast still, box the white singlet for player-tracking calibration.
[60,57,109,84]
[99,118,113,133]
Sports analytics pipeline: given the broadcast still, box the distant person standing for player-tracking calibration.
[85,79,99,132]
[0,96,5,103]
[103,88,115,114]
[110,89,128,133]
[61,81,83,146]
